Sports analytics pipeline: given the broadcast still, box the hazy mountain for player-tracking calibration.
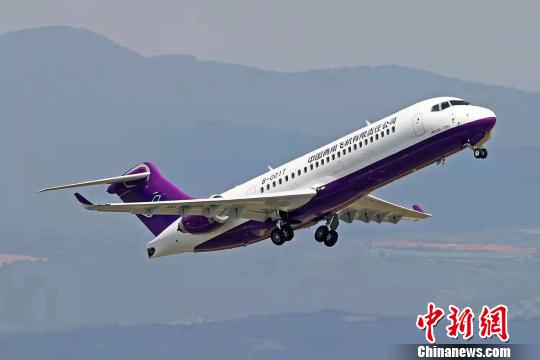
[0,26,539,334]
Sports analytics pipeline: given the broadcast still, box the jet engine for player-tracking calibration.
[177,194,229,234]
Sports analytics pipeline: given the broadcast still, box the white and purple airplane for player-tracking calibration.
[40,97,496,258]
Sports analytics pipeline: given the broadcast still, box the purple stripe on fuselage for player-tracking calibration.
[194,117,496,252]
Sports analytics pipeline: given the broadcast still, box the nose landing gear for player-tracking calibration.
[473,147,488,159]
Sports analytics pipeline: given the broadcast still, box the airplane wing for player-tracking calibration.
[74,188,317,222]
[338,194,431,224]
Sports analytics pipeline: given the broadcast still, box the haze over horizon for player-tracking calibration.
[1,0,540,91]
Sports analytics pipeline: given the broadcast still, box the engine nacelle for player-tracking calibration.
[177,194,231,234]
[177,214,228,234]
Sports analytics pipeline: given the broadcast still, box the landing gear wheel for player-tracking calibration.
[314,225,328,242]
[480,148,488,159]
[324,230,338,247]
[473,148,483,159]
[270,228,286,246]
[281,224,294,241]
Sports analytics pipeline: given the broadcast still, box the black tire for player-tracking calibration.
[324,230,338,247]
[480,148,488,159]
[315,225,328,242]
[474,148,482,159]
[281,224,294,241]
[271,228,286,246]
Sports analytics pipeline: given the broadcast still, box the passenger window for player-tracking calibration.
[359,141,362,148]
[348,146,351,152]
[342,149,346,156]
[298,169,301,176]
[310,164,313,170]
[353,144,357,150]
[316,161,319,168]
[326,156,330,162]
[304,167,307,173]
[321,159,324,165]
[370,136,373,143]
[285,175,288,182]
[279,178,282,185]
[441,102,450,110]
[332,154,335,160]
[375,134,379,140]
[337,152,341,158]
[381,131,384,138]
[392,126,395,132]
[260,187,264,193]
[386,129,390,135]
[272,181,276,187]
[266,184,270,190]
[364,139,368,145]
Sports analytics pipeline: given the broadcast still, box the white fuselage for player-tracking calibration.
[149,97,496,256]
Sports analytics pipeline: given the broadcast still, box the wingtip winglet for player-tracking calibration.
[412,204,432,217]
[74,193,93,207]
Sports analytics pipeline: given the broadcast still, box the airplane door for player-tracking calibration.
[412,113,425,136]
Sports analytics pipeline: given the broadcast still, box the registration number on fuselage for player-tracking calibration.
[261,168,288,185]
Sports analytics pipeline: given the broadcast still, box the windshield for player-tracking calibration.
[432,99,470,112]
[450,100,470,106]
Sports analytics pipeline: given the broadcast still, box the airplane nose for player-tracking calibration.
[473,107,496,132]
[483,107,496,121]
[483,108,496,129]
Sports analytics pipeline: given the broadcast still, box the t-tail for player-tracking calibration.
[39,162,192,236]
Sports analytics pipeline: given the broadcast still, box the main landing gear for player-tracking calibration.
[314,215,339,247]
[473,147,488,159]
[270,214,340,248]
[270,223,294,246]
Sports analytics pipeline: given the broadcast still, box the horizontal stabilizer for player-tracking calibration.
[38,172,150,192]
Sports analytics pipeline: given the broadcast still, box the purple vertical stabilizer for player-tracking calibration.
[107,162,192,236]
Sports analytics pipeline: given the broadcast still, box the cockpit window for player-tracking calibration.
[432,99,470,112]
[450,100,470,106]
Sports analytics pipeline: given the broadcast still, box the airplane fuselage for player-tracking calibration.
[149,97,496,256]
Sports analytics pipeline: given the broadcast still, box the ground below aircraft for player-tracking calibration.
[40,97,496,258]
